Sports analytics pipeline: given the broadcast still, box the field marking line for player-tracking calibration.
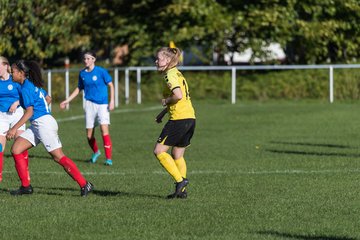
[4,168,360,176]
[57,106,162,123]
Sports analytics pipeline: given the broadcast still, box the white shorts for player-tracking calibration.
[84,100,110,129]
[0,107,26,136]
[20,114,62,152]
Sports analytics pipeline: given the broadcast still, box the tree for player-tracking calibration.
[217,0,297,64]
[287,0,360,63]
[0,0,88,65]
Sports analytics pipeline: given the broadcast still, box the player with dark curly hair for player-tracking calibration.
[6,60,94,196]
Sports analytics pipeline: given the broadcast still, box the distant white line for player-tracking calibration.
[57,106,162,123]
[4,169,360,176]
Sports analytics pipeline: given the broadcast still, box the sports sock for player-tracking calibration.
[88,138,99,153]
[12,153,30,187]
[156,152,183,182]
[175,157,187,178]
[58,156,87,187]
[22,150,29,161]
[102,135,112,160]
[0,152,3,182]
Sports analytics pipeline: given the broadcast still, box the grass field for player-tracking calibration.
[1,100,360,239]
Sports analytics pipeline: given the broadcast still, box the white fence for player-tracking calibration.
[44,64,360,106]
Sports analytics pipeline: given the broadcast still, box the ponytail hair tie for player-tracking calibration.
[169,48,177,54]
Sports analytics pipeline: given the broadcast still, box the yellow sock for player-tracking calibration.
[156,152,183,182]
[175,157,187,178]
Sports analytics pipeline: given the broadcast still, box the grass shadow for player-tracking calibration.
[270,141,352,149]
[267,141,359,158]
[255,230,357,240]
[0,187,9,193]
[266,149,360,158]
[4,153,89,163]
[35,186,164,199]
[4,153,53,160]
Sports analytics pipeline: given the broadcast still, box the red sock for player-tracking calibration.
[22,150,29,161]
[88,138,99,153]
[102,135,112,160]
[58,156,87,187]
[0,152,3,182]
[12,153,30,187]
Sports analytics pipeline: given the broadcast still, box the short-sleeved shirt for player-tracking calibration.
[0,76,22,112]
[78,66,112,104]
[19,79,51,122]
[163,67,195,120]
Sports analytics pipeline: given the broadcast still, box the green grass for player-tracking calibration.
[1,100,360,239]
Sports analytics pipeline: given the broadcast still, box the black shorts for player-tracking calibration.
[157,119,196,147]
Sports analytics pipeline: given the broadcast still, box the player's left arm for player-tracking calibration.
[45,95,52,105]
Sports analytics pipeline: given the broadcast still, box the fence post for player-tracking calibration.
[231,67,236,104]
[137,68,142,104]
[329,66,334,103]
[114,68,119,107]
[125,68,130,104]
[65,69,70,110]
[47,70,52,110]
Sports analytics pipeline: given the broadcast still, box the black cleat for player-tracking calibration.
[10,185,33,196]
[167,178,189,199]
[167,189,188,199]
[80,182,94,197]
[177,189,188,199]
[175,178,188,195]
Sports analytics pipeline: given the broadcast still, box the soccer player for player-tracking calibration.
[154,47,196,199]
[0,56,28,183]
[6,60,93,196]
[60,51,115,166]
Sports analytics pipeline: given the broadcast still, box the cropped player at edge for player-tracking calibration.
[60,51,115,166]
[154,47,196,199]
[0,56,29,183]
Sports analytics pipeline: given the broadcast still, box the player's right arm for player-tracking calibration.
[8,100,20,113]
[6,106,33,140]
[60,87,80,109]
[155,108,168,123]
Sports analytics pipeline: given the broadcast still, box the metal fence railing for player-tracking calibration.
[44,64,360,106]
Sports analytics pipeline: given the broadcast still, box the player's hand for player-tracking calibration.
[8,105,17,113]
[6,128,16,141]
[108,101,115,111]
[161,98,167,107]
[59,101,67,109]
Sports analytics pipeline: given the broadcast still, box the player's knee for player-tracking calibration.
[153,149,160,156]
[10,145,23,155]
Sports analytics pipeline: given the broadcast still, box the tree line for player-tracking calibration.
[1,0,360,67]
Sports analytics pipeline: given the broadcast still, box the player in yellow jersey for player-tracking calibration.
[154,47,196,199]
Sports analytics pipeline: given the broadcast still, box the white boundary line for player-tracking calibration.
[56,106,163,123]
[3,168,360,176]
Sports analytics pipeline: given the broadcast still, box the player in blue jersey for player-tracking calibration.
[0,56,28,183]
[6,60,93,196]
[60,50,115,166]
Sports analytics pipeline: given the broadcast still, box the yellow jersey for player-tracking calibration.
[163,67,195,120]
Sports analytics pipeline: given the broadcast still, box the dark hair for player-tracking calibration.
[14,60,44,88]
[83,50,96,59]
